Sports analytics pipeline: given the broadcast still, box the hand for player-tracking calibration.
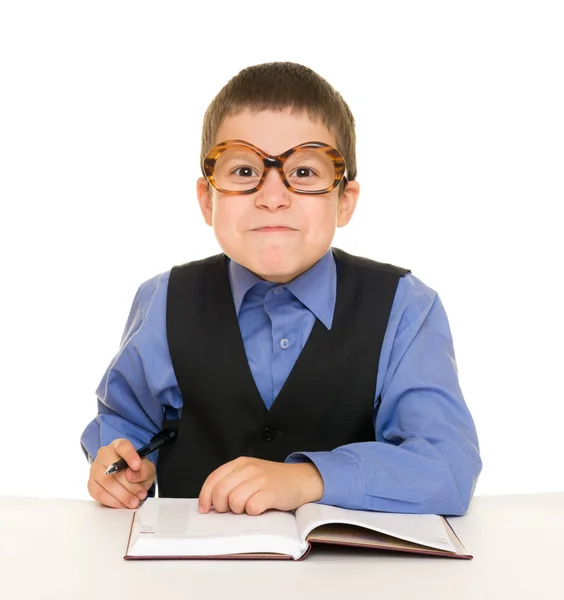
[198,457,324,516]
[87,439,156,509]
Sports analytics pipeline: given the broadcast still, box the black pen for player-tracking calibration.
[104,428,177,475]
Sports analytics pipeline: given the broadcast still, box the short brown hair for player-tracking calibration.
[201,62,357,181]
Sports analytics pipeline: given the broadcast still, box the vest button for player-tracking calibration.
[261,428,276,442]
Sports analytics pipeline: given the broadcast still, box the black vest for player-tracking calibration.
[157,248,410,498]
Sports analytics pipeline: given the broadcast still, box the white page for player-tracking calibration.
[128,498,306,558]
[295,503,457,553]
[138,498,299,537]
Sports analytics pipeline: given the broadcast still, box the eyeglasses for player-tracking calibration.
[202,139,347,195]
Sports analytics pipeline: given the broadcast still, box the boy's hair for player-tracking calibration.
[201,62,357,182]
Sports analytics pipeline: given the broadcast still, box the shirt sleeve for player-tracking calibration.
[80,271,181,465]
[286,275,482,516]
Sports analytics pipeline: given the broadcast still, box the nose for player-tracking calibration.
[255,168,291,211]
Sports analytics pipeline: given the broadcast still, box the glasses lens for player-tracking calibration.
[213,145,265,192]
[283,148,336,192]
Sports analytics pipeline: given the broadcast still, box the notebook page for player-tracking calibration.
[128,498,305,558]
[295,503,457,553]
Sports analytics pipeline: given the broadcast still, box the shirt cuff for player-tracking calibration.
[285,450,364,508]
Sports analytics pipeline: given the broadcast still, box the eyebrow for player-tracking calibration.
[220,151,263,162]
[222,145,325,160]
[285,150,322,159]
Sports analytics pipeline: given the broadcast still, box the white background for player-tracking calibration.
[0,1,562,501]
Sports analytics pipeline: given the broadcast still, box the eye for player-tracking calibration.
[231,166,260,177]
[289,167,319,178]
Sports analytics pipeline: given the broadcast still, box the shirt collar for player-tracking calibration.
[229,258,264,315]
[228,249,336,330]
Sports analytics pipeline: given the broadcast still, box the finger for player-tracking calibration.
[92,466,144,508]
[111,439,142,470]
[88,478,127,509]
[125,459,155,485]
[244,490,273,516]
[113,471,149,500]
[210,469,257,513]
[199,461,240,513]
[124,470,153,500]
[91,458,147,495]
[226,479,263,514]
[120,471,150,500]
[125,469,153,496]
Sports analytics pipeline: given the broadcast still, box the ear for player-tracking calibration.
[197,177,214,226]
[336,180,360,227]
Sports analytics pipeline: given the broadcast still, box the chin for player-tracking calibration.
[222,241,322,282]
[251,260,296,282]
[244,245,295,274]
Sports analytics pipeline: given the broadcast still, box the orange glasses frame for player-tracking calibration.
[202,139,348,195]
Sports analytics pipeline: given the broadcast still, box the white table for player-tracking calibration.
[1,492,563,600]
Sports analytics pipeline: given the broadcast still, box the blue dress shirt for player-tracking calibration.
[81,250,482,515]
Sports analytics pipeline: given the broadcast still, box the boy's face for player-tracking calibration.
[197,109,359,283]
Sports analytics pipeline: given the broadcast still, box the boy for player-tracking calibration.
[82,62,482,516]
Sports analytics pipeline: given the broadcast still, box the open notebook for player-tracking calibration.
[124,498,471,560]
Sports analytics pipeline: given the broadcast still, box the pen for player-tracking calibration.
[104,428,177,475]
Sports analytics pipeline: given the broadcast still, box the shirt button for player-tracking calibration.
[280,338,290,350]
[274,287,284,295]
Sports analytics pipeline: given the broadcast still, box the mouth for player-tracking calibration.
[252,226,297,232]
